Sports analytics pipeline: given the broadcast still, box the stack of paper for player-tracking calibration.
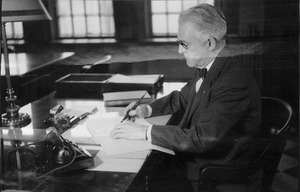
[87,117,174,156]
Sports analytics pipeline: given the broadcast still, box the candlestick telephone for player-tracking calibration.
[8,104,94,175]
[8,128,94,174]
[36,128,94,174]
[36,104,94,174]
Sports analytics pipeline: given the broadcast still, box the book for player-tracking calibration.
[106,74,160,84]
[102,74,164,94]
[103,90,153,107]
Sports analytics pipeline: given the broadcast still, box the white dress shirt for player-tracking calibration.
[195,61,213,92]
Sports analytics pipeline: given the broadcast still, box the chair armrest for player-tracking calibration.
[199,163,253,185]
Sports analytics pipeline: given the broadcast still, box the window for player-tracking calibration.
[4,22,24,40]
[56,0,115,39]
[151,0,214,37]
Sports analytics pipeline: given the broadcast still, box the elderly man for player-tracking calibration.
[111,4,262,192]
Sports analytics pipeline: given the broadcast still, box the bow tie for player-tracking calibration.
[197,68,207,79]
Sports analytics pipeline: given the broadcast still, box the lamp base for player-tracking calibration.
[1,88,31,128]
[2,113,31,128]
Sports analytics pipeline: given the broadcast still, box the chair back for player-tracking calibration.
[198,97,294,192]
[254,97,293,191]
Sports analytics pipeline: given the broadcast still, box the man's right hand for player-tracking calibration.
[124,102,151,120]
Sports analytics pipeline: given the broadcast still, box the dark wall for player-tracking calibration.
[113,0,147,41]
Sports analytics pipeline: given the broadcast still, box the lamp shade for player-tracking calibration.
[2,0,52,22]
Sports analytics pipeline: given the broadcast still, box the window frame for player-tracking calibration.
[48,0,116,41]
[146,0,217,39]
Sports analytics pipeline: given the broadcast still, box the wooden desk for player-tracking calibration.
[1,52,74,76]
[1,82,186,192]
[0,52,74,112]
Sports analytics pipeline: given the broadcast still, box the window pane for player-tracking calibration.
[199,0,214,5]
[100,16,115,36]
[168,14,179,35]
[57,0,71,15]
[151,0,214,37]
[152,1,166,13]
[183,0,214,10]
[152,14,167,35]
[5,22,24,39]
[86,1,99,15]
[87,16,100,36]
[5,23,14,39]
[13,22,24,38]
[183,0,198,10]
[59,17,73,37]
[73,16,86,36]
[56,0,115,38]
[167,1,182,12]
[72,0,85,15]
[99,0,113,15]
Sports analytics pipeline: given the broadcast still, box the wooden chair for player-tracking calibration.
[198,97,294,192]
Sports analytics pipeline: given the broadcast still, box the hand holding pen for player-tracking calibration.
[121,92,149,123]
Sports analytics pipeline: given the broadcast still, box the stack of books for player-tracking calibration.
[103,90,153,107]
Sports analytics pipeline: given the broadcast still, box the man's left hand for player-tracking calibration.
[110,121,148,140]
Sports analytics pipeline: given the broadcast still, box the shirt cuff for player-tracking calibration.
[146,124,152,142]
[146,105,152,117]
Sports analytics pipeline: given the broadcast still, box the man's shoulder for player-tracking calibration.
[214,55,246,73]
[212,56,251,84]
[217,55,246,70]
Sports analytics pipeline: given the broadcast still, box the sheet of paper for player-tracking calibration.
[103,137,174,156]
[60,105,98,117]
[96,137,153,155]
[89,155,145,173]
[97,149,149,159]
[60,105,99,145]
[62,121,98,145]
[87,117,174,156]
[81,145,148,173]
[87,117,150,137]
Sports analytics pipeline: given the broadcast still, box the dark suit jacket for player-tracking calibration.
[149,55,261,159]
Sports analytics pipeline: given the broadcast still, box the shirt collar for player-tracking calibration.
[198,60,214,71]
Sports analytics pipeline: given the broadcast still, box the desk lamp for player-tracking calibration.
[1,0,52,127]
[0,0,52,183]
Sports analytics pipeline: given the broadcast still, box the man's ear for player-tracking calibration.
[207,38,217,51]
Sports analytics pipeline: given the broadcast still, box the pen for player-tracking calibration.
[121,92,147,123]
[70,112,89,127]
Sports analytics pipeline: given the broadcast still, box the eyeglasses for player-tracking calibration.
[176,39,188,50]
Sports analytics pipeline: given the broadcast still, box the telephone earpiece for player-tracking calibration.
[45,128,75,165]
[38,127,93,173]
[53,144,74,164]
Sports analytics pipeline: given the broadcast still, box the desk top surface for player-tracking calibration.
[2,92,136,192]
[1,52,74,76]
[1,82,186,192]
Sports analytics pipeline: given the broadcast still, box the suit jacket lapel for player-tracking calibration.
[179,72,199,128]
[186,56,230,124]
